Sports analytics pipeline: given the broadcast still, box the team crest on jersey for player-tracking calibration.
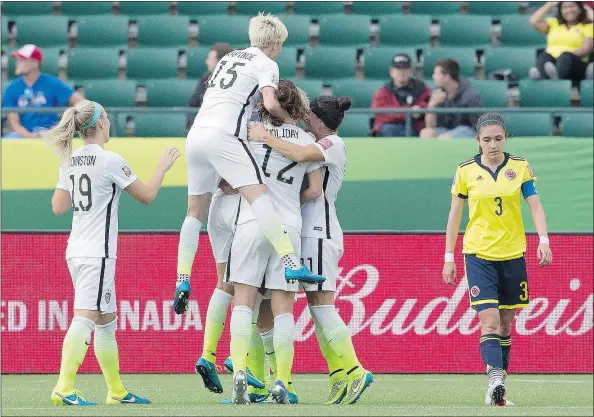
[527,164,535,178]
[318,138,334,150]
[505,169,516,180]
[121,165,132,177]
[104,290,112,304]
[470,286,480,297]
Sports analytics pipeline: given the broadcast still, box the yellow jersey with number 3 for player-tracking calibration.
[451,153,538,261]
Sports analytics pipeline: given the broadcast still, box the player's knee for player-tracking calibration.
[478,309,500,333]
[216,281,234,296]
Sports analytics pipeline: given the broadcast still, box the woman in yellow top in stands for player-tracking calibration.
[529,1,593,81]
[442,112,553,407]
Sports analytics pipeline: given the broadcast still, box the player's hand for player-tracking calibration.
[173,280,191,315]
[428,89,447,107]
[247,123,268,142]
[537,243,553,267]
[442,262,457,286]
[158,147,181,172]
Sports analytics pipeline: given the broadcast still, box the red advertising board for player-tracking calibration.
[1,233,592,374]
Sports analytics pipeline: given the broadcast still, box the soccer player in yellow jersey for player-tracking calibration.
[442,112,553,407]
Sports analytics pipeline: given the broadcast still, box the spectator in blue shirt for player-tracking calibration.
[2,44,83,139]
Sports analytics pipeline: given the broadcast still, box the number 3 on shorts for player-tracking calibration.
[519,281,528,301]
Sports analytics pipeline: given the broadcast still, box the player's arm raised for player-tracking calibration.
[248,123,324,163]
[301,168,323,204]
[125,147,180,205]
[261,86,295,124]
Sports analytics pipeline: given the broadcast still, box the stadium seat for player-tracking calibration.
[135,15,189,47]
[338,113,372,137]
[561,113,594,137]
[286,78,324,100]
[176,1,230,15]
[234,1,286,15]
[500,15,547,46]
[15,16,69,47]
[318,15,371,46]
[331,79,383,108]
[469,80,508,107]
[438,16,492,46]
[304,46,358,79]
[198,16,250,46]
[144,79,197,107]
[484,47,537,80]
[408,2,461,15]
[279,15,311,46]
[422,47,476,78]
[78,79,137,107]
[117,113,188,137]
[364,46,416,79]
[75,15,129,47]
[118,1,170,15]
[378,15,431,46]
[519,80,571,107]
[67,47,123,79]
[2,17,9,45]
[126,47,180,79]
[350,1,403,16]
[503,113,553,136]
[292,1,345,15]
[61,1,113,15]
[2,1,54,15]
[185,46,209,78]
[276,46,298,77]
[466,1,521,16]
[580,80,593,107]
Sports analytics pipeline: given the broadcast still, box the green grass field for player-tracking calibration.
[2,374,592,416]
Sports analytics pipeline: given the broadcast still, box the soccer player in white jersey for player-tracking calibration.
[173,13,323,315]
[248,95,373,405]
[46,100,179,406]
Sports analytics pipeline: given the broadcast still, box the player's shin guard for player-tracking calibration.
[273,313,295,387]
[176,216,202,284]
[202,289,233,362]
[500,335,511,374]
[94,318,126,397]
[55,316,95,393]
[260,329,278,376]
[230,306,253,376]
[312,312,343,375]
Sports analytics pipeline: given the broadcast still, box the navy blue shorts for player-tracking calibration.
[464,254,529,312]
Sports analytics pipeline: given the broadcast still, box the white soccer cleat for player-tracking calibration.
[232,371,250,404]
[485,379,506,406]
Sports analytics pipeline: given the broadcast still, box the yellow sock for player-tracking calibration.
[230,306,252,376]
[273,313,294,386]
[202,289,232,362]
[260,329,278,377]
[94,319,126,396]
[55,316,95,393]
[312,314,344,375]
[247,325,266,382]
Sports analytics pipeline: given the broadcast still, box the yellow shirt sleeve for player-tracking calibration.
[451,166,468,198]
[546,17,559,32]
[522,160,538,185]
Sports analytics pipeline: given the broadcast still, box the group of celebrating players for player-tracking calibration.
[45,12,553,408]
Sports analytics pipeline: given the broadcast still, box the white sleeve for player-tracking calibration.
[314,137,341,166]
[258,60,279,91]
[106,154,138,189]
[56,165,69,191]
[306,162,322,173]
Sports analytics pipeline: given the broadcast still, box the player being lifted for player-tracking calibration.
[443,112,553,406]
[47,100,180,406]
[248,95,373,405]
[173,13,324,315]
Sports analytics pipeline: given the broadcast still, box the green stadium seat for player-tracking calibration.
[304,46,358,78]
[3,1,54,15]
[519,79,571,107]
[484,47,537,79]
[118,1,170,15]
[350,1,403,16]
[466,1,521,16]
[469,80,508,107]
[286,78,324,100]
[67,47,123,79]
[15,16,69,47]
[338,113,372,137]
[2,17,9,45]
[76,16,129,46]
[117,113,188,137]
[77,79,137,107]
[504,113,552,136]
[234,1,286,15]
[61,1,113,15]
[561,113,594,137]
[331,78,383,108]
[422,47,476,78]
[364,46,416,79]
[379,15,431,46]
[280,15,312,46]
[185,46,210,78]
[439,16,492,46]
[318,15,371,46]
[135,15,189,47]
[580,80,593,107]
[292,1,345,15]
[276,46,297,77]
[408,2,461,15]
[176,1,229,15]
[143,79,197,106]
[500,15,546,46]
[126,47,180,79]
[198,16,249,45]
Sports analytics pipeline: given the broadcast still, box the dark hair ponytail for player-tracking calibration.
[310,95,351,131]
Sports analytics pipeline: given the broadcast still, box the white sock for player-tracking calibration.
[230,305,253,375]
[273,313,295,386]
[310,305,349,356]
[207,288,233,325]
[176,216,202,285]
[260,328,277,375]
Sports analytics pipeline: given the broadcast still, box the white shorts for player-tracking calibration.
[226,221,300,293]
[186,127,264,196]
[207,191,241,264]
[300,235,344,292]
[67,257,117,314]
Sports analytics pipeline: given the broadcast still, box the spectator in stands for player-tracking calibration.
[529,2,593,81]
[419,58,482,139]
[187,42,233,126]
[2,44,83,139]
[370,53,431,137]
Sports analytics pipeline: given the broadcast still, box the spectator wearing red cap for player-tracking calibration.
[371,53,431,137]
[2,44,83,139]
